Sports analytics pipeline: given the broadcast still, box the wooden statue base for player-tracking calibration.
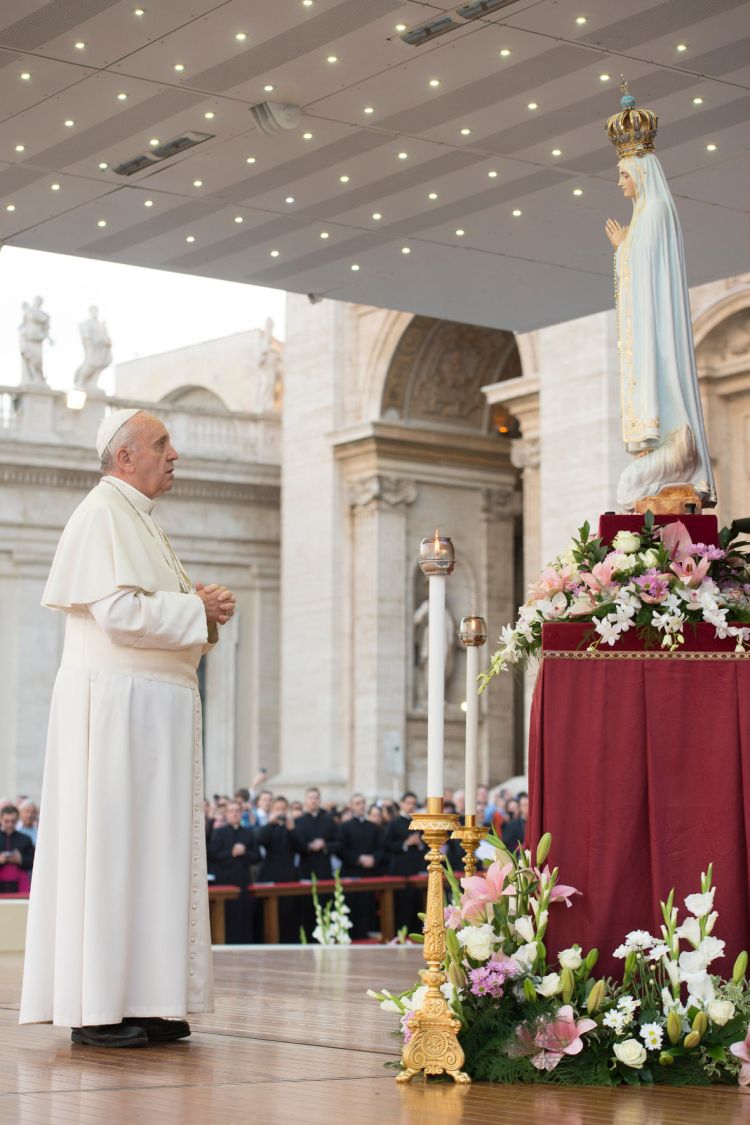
[633,484,701,515]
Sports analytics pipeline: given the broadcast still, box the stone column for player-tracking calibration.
[346,473,417,799]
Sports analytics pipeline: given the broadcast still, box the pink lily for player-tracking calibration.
[580,557,618,596]
[661,520,694,563]
[460,859,514,921]
[535,865,580,908]
[528,565,576,602]
[530,1005,597,1071]
[730,1027,750,1085]
[670,555,711,588]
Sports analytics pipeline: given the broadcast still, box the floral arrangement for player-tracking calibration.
[303,872,352,945]
[368,835,750,1086]
[480,515,750,689]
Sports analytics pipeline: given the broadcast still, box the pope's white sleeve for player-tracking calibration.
[88,588,208,649]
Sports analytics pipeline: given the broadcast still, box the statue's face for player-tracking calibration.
[617,165,636,199]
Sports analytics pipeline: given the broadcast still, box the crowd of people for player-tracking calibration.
[1,782,528,943]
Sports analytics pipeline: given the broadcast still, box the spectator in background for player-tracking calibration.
[289,800,303,818]
[234,787,252,828]
[256,796,301,943]
[208,800,260,943]
[254,789,274,828]
[384,792,426,935]
[339,793,384,939]
[295,787,341,939]
[17,801,39,846]
[452,789,465,816]
[502,793,529,853]
[0,805,34,892]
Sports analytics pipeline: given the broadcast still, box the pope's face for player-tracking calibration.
[618,166,636,199]
[123,414,179,498]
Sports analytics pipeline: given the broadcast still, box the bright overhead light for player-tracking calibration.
[398,151,408,159]
[50,182,60,190]
[573,187,583,196]
[64,119,75,127]
[488,170,498,178]
[204,111,215,120]
[303,131,313,140]
[186,235,195,242]
[134,7,145,14]
[576,15,587,24]
[512,208,522,217]
[320,231,329,238]
[401,246,411,254]
[428,192,438,200]
[552,148,562,156]
[6,203,16,211]
[264,84,274,92]
[74,41,86,50]
[429,78,440,87]
[174,63,185,72]
[327,55,338,63]
[599,73,610,81]
[372,212,382,220]
[395,23,407,32]
[15,144,25,152]
[98,161,108,169]
[117,92,128,100]
[285,196,295,203]
[677,43,687,52]
[234,215,244,223]
[303,0,314,6]
[363,106,374,114]
[270,249,280,257]
[706,143,717,151]
[193,179,203,187]
[20,72,31,80]
[149,137,159,146]
[455,228,465,236]
[340,174,349,183]
[246,155,256,164]
[693,96,703,105]
[97,219,107,227]
[499,48,511,57]
[460,127,471,135]
[527,102,538,110]
[235,32,247,41]
[350,263,360,271]
[144,199,153,207]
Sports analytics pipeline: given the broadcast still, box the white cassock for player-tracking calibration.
[20,475,215,1027]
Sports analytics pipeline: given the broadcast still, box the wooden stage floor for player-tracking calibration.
[1,946,748,1124]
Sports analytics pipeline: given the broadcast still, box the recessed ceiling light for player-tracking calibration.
[461,128,472,136]
[144,199,153,207]
[455,228,465,236]
[552,148,562,156]
[50,182,60,190]
[398,151,408,159]
[246,155,256,163]
[74,41,86,50]
[677,43,687,52]
[428,192,438,200]
[264,84,274,92]
[14,144,25,152]
[20,72,31,80]
[303,0,313,6]
[235,32,247,41]
[303,131,313,140]
[340,174,349,183]
[204,111,215,119]
[327,55,338,63]
[512,208,522,217]
[186,235,195,243]
[320,231,329,238]
[599,73,610,81]
[351,263,360,271]
[488,170,498,178]
[149,137,159,146]
[117,92,128,100]
[429,78,440,87]
[270,249,280,257]
[234,215,244,223]
[363,106,374,114]
[693,96,703,105]
[499,48,511,57]
[372,212,382,220]
[64,119,75,127]
[576,15,587,24]
[527,102,538,110]
[98,161,108,169]
[97,219,107,227]
[706,143,717,151]
[573,187,583,196]
[134,7,145,14]
[6,203,16,211]
[395,23,407,32]
[174,63,185,72]
[285,196,295,203]
[193,179,203,187]
[401,246,411,254]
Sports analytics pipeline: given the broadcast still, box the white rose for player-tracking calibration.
[514,915,536,943]
[706,999,735,1026]
[511,941,539,972]
[613,530,641,554]
[610,552,638,574]
[458,924,495,963]
[638,548,660,568]
[558,946,583,971]
[536,973,562,998]
[614,1038,647,1069]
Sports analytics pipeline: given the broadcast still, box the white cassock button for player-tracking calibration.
[189,970,195,976]
[190,953,195,960]
[192,886,197,893]
[191,937,195,944]
[192,903,197,911]
[191,920,196,927]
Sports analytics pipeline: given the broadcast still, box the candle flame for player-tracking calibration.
[433,528,440,550]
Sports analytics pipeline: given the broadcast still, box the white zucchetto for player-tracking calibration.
[95,408,142,458]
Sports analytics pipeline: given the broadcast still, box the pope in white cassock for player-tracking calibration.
[19,408,236,1048]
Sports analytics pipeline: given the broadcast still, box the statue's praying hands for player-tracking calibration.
[605,218,628,249]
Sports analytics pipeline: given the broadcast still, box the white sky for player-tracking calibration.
[0,246,286,391]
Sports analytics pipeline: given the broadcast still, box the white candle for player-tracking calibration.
[464,644,480,816]
[426,573,446,799]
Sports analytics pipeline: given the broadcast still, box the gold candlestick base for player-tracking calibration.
[396,802,470,1085]
[451,816,489,878]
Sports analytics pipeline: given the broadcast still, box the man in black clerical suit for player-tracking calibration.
[208,800,260,943]
[255,796,302,942]
[502,793,529,854]
[0,805,35,892]
[340,793,384,939]
[384,791,427,936]
[295,786,341,938]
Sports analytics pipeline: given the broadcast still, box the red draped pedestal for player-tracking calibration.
[527,622,750,978]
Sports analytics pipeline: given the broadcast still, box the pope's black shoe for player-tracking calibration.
[123,1017,191,1043]
[71,1022,148,1048]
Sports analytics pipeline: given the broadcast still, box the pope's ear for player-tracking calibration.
[114,444,135,473]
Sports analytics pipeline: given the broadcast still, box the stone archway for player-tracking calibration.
[380,315,521,431]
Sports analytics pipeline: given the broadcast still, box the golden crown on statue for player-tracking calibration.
[606,78,658,158]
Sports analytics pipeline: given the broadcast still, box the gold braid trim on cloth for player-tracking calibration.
[543,649,750,662]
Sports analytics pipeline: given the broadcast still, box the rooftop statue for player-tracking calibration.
[19,296,52,385]
[74,305,113,389]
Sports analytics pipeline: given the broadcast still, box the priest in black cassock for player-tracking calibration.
[295,787,341,938]
[208,800,260,943]
[256,796,302,942]
[384,792,427,935]
[339,793,385,939]
[0,805,35,892]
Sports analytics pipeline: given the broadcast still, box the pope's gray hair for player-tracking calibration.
[100,416,141,473]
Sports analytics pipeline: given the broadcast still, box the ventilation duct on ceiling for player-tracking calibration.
[250,100,301,136]
[113,131,213,176]
[400,0,519,45]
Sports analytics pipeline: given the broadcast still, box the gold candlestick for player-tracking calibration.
[397,797,469,1085]
[451,814,489,878]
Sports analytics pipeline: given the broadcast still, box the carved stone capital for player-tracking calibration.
[510,436,541,472]
[481,485,520,520]
[348,473,418,509]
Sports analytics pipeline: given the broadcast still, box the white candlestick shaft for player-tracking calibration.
[426,575,446,799]
[464,645,480,816]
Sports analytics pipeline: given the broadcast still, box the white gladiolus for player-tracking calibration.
[514,915,536,943]
[511,941,539,971]
[685,890,715,917]
[676,916,702,947]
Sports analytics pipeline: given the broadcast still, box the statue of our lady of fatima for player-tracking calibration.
[604,81,717,514]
